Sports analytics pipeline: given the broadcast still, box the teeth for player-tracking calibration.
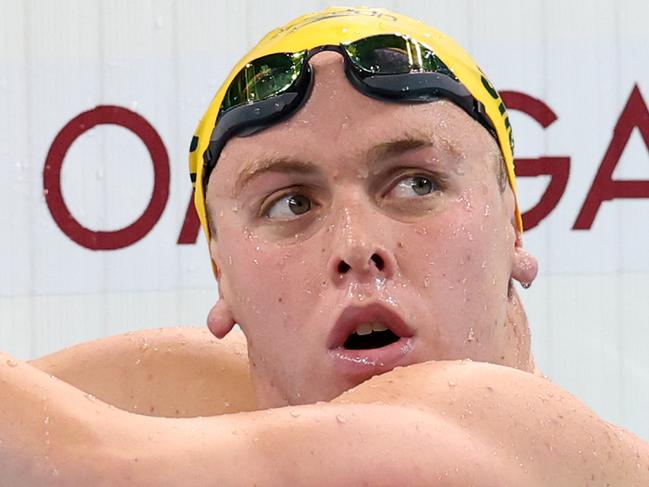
[354,322,389,336]
[355,323,373,336]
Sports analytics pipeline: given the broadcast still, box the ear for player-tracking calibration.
[511,232,539,287]
[206,238,236,338]
[207,296,236,339]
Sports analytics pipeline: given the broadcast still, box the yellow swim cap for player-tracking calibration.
[189,6,521,250]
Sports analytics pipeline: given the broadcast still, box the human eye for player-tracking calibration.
[386,174,441,199]
[263,192,312,220]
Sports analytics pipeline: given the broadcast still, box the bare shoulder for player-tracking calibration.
[335,360,649,486]
[29,327,256,416]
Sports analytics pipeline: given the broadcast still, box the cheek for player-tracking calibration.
[400,191,508,278]
[217,227,323,331]
[398,190,512,337]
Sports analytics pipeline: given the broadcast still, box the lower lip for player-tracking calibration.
[327,337,415,378]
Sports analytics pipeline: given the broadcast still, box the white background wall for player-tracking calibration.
[1,0,648,440]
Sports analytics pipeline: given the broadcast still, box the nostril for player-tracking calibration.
[338,261,351,274]
[371,253,384,271]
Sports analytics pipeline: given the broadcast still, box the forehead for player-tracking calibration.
[209,51,497,194]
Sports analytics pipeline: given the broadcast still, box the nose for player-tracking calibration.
[327,207,397,283]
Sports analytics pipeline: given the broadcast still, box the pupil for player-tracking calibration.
[288,195,310,215]
[412,176,432,195]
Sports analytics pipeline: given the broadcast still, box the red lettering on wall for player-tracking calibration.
[501,91,570,230]
[177,191,201,244]
[573,84,649,229]
[44,105,169,250]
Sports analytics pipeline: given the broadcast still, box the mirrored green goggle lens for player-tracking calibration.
[220,34,458,114]
[221,51,306,113]
[345,34,456,79]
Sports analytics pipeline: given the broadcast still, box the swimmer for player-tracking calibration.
[2,6,648,485]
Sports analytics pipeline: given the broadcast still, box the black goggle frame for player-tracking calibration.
[201,36,496,189]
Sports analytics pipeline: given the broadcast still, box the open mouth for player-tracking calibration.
[343,322,401,350]
[328,304,415,374]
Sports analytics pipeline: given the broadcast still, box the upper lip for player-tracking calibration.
[327,302,415,349]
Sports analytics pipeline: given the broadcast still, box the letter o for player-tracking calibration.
[43,105,169,250]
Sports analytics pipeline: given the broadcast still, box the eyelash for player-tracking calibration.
[259,187,313,220]
[383,170,446,197]
[258,170,446,219]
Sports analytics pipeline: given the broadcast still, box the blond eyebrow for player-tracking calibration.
[365,132,461,162]
[235,156,322,195]
[234,132,460,195]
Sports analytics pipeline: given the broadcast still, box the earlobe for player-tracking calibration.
[511,243,539,288]
[207,298,236,338]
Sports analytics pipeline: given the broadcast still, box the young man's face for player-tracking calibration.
[205,52,537,407]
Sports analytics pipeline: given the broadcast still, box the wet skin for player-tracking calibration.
[4,51,648,486]
[205,51,538,407]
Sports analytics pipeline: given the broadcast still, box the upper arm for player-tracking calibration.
[116,402,528,487]
[118,363,649,486]
[333,360,649,486]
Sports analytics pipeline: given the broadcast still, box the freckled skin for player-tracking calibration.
[2,52,648,486]
[206,52,533,407]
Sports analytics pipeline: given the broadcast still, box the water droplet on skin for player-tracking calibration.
[465,328,476,343]
[336,414,346,424]
[139,340,149,351]
[357,165,369,179]
[415,226,428,236]
[44,416,50,425]
[456,192,473,211]
[290,411,300,418]
[448,379,457,387]
[484,204,491,216]
[423,275,431,288]
[5,359,17,367]
[84,393,96,402]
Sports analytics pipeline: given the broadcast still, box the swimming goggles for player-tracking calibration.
[199,33,497,189]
